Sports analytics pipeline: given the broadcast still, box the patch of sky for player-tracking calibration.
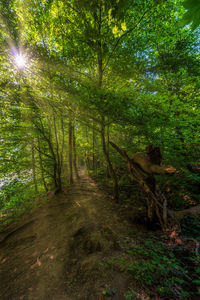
[0,170,32,191]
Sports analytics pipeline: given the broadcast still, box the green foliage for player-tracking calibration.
[181,0,200,30]
[157,167,200,210]
[181,215,200,240]
[102,288,117,296]
[125,289,137,300]
[0,177,35,213]
[117,238,199,299]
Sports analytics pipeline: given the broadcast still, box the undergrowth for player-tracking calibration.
[107,235,200,299]
[0,178,46,231]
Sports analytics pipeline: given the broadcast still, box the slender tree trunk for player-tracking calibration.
[46,73,60,191]
[85,125,91,170]
[32,117,58,191]
[97,2,119,202]
[53,115,62,192]
[92,120,96,171]
[46,133,58,190]
[60,117,65,175]
[53,162,58,189]
[65,146,69,179]
[38,139,48,192]
[69,112,74,184]
[31,141,38,193]
[106,122,111,178]
[101,119,119,202]
[72,125,79,179]
[95,134,99,175]
[85,151,90,170]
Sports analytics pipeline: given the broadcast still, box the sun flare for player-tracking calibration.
[15,54,26,69]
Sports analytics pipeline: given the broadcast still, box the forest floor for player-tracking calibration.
[0,168,149,300]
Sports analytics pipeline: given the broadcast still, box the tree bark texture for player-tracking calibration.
[31,141,38,193]
[72,125,79,179]
[101,122,119,202]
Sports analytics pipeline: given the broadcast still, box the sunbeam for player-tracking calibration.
[14,54,26,69]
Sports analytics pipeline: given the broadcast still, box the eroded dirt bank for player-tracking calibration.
[0,169,136,300]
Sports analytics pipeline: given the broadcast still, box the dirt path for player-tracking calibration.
[0,169,135,300]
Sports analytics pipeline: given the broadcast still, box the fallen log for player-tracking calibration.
[169,205,200,218]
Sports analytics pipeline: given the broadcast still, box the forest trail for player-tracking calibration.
[0,168,135,300]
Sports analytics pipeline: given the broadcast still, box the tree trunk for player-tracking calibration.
[92,120,96,171]
[32,117,58,191]
[68,112,74,184]
[72,125,79,179]
[31,141,38,193]
[101,120,119,202]
[60,117,65,176]
[96,3,118,202]
[170,205,200,217]
[109,141,168,227]
[106,122,111,178]
[53,115,62,192]
[38,139,48,192]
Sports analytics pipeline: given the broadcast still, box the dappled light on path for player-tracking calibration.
[31,257,42,269]
[75,201,81,207]
[1,257,7,264]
